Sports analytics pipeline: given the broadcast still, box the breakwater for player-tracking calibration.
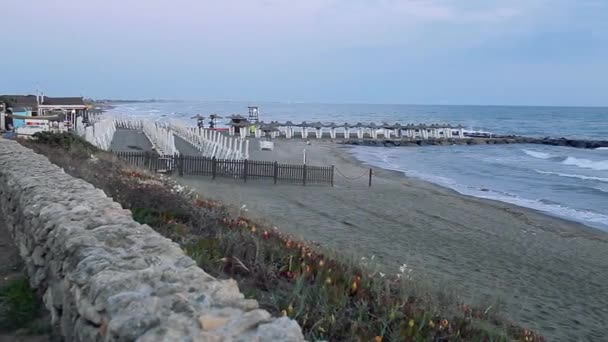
[0,138,304,341]
[341,135,608,149]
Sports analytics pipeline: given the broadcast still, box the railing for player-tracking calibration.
[114,152,334,186]
[77,117,116,150]
[169,120,249,160]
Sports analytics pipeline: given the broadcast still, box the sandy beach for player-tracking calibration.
[172,137,608,341]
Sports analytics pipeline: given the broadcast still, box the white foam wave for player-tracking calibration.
[534,170,608,183]
[595,147,608,150]
[472,191,608,229]
[523,149,552,159]
[562,157,608,171]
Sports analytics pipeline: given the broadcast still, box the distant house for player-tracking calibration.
[0,95,88,131]
[0,95,39,129]
[37,96,87,116]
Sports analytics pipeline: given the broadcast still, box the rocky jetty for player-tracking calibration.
[341,135,608,149]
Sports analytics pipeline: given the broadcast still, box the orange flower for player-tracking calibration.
[374,336,383,342]
[439,319,449,330]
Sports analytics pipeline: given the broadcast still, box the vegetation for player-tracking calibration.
[0,277,42,331]
[21,133,544,341]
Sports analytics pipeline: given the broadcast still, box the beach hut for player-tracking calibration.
[227,114,248,136]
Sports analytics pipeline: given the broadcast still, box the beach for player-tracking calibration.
[174,138,608,341]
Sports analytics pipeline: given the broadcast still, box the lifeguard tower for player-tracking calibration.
[248,106,259,122]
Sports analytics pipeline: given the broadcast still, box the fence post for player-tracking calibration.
[369,168,372,187]
[303,164,307,186]
[243,159,248,183]
[178,155,184,176]
[212,156,217,179]
[144,151,151,170]
[331,165,335,187]
[273,161,278,184]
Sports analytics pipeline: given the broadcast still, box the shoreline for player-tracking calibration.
[171,138,608,340]
[338,144,608,234]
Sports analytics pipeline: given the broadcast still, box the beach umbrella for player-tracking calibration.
[228,114,247,120]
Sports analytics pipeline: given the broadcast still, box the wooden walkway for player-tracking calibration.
[110,128,155,153]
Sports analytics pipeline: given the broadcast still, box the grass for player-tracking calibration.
[20,132,544,341]
[0,277,41,331]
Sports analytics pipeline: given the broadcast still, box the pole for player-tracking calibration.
[303,149,306,164]
[243,159,248,183]
[273,161,278,185]
[369,168,372,187]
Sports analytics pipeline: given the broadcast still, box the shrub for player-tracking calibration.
[0,277,41,330]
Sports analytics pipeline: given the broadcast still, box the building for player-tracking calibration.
[0,95,87,131]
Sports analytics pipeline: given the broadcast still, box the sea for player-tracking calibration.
[107,101,608,230]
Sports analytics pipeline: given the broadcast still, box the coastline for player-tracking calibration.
[174,138,608,341]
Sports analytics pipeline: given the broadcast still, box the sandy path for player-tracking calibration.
[175,138,608,341]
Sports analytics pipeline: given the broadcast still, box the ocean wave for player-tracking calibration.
[594,185,608,194]
[595,147,608,150]
[474,192,608,229]
[523,149,552,159]
[562,157,608,171]
[534,170,608,183]
[401,169,607,229]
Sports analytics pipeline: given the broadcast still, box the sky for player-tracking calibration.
[2,0,607,106]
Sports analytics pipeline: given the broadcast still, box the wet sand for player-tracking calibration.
[173,138,608,341]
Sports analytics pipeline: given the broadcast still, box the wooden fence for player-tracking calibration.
[114,151,334,186]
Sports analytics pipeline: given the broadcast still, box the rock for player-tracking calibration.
[199,315,231,331]
[255,317,306,341]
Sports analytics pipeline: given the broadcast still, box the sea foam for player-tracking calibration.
[562,157,608,171]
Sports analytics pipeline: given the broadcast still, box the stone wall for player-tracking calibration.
[0,138,304,341]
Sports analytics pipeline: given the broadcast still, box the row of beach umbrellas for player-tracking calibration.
[231,120,466,130]
[191,114,465,130]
